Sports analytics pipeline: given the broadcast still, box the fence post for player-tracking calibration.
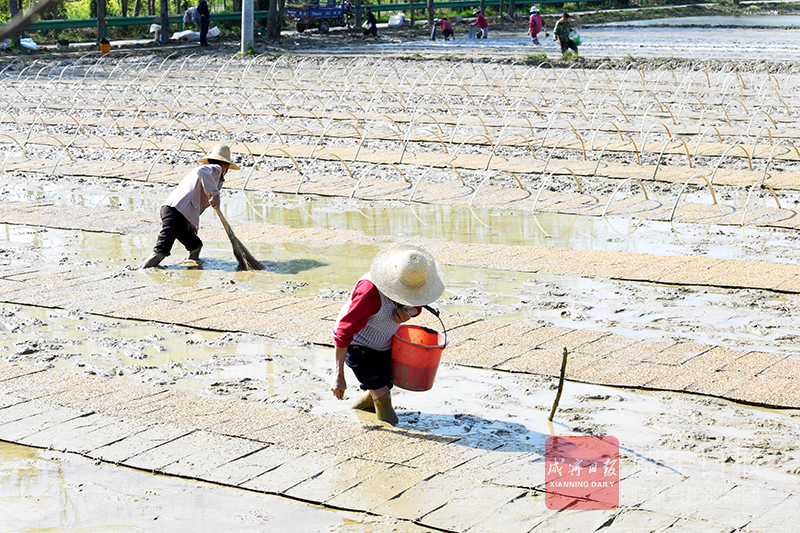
[242,0,254,51]
[96,0,106,43]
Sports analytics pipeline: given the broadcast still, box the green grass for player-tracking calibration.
[523,51,548,62]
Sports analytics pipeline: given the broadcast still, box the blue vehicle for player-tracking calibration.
[284,0,353,34]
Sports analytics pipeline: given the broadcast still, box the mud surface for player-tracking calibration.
[2,14,800,531]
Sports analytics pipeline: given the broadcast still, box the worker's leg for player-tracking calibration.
[153,206,182,257]
[200,17,209,46]
[344,345,397,424]
[174,220,203,257]
[345,345,392,392]
[144,205,182,268]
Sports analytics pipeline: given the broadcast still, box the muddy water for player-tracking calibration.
[363,16,800,60]
[0,441,391,532]
[5,183,800,353]
[2,302,798,525]
[4,175,799,264]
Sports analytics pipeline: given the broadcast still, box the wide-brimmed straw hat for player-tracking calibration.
[370,244,445,307]
[198,144,240,170]
[473,8,480,14]
[530,6,539,13]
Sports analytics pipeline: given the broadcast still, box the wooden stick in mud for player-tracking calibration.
[548,347,569,422]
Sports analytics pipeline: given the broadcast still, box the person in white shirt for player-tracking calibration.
[141,144,239,268]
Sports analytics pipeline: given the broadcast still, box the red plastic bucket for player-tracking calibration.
[391,323,447,391]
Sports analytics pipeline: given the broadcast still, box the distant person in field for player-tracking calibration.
[554,12,578,54]
[528,6,547,45]
[432,18,453,41]
[363,6,378,38]
[183,5,201,32]
[471,8,488,38]
[198,0,210,46]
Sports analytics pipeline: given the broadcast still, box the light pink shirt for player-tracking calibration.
[163,164,223,228]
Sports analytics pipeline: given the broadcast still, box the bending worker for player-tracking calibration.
[141,144,239,269]
[331,244,445,425]
[432,18,453,41]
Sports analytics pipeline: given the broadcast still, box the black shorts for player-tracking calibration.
[345,344,393,391]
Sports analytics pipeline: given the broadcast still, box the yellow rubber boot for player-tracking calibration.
[373,391,399,426]
[141,252,166,269]
[351,391,375,412]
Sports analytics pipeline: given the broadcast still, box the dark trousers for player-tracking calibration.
[363,25,377,38]
[154,205,202,256]
[560,39,578,53]
[200,16,210,45]
[346,345,393,391]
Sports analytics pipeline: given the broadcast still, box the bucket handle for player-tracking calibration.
[423,305,448,347]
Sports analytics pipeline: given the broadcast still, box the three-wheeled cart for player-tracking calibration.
[284,0,353,34]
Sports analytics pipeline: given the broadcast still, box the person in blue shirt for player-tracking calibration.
[363,6,378,38]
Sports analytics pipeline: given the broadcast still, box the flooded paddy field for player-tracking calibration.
[1,39,800,531]
[338,14,800,60]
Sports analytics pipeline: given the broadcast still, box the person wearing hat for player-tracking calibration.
[331,244,445,426]
[471,8,488,39]
[141,144,239,268]
[528,6,547,46]
[554,12,578,55]
[432,17,453,41]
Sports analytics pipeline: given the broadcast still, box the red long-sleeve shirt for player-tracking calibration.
[333,279,421,348]
[472,13,488,29]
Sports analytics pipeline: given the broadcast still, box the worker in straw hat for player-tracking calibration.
[141,144,240,269]
[331,244,445,426]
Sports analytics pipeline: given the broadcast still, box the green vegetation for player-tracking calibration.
[523,51,548,62]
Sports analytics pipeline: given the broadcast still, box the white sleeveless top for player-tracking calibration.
[341,273,400,351]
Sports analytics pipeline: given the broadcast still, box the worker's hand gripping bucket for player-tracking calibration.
[391,306,447,391]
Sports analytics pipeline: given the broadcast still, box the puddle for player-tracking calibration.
[4,175,800,266]
[5,213,800,352]
[0,441,391,532]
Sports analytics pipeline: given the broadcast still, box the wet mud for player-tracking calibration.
[1,16,800,531]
